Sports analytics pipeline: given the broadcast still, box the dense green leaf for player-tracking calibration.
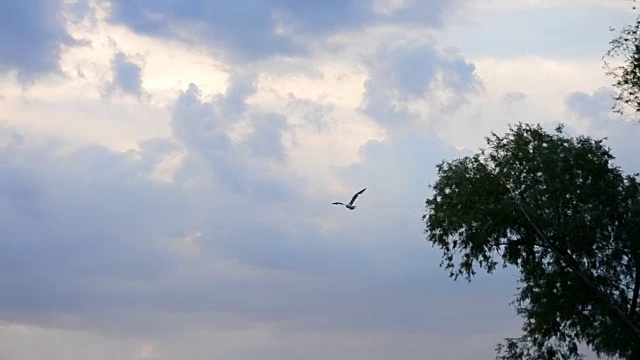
[605,2,640,118]
[423,123,640,359]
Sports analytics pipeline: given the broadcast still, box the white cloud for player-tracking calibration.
[373,0,416,15]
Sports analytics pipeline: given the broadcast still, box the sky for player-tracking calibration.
[0,0,639,359]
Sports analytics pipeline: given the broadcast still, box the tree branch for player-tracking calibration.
[511,197,640,338]
[631,263,640,314]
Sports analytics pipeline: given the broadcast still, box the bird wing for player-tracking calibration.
[348,188,366,205]
[332,202,345,205]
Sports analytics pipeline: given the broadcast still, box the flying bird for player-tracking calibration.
[332,188,366,210]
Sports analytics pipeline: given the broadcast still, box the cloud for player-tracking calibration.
[105,0,465,61]
[137,343,156,359]
[360,42,482,130]
[443,2,636,59]
[268,0,372,35]
[0,317,519,360]
[0,0,77,81]
[386,46,441,97]
[0,126,196,318]
[564,87,640,172]
[500,91,526,107]
[3,0,634,358]
[170,81,251,195]
[169,73,297,201]
[0,323,142,360]
[0,110,520,348]
[103,52,145,98]
[247,112,289,161]
[375,0,462,27]
[440,56,481,98]
[106,0,304,61]
[565,86,616,121]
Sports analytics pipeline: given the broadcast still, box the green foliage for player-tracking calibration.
[496,335,583,360]
[423,123,640,359]
[605,4,640,117]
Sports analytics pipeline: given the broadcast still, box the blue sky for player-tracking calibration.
[0,0,639,359]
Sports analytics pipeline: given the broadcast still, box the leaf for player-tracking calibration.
[423,123,640,358]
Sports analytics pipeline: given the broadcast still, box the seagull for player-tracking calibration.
[332,188,366,210]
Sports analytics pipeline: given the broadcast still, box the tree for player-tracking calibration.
[605,2,640,118]
[422,123,640,359]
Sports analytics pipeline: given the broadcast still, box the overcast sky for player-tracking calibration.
[1,1,639,359]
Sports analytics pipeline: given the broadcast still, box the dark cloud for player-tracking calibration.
[103,52,145,98]
[0,0,77,80]
[105,0,463,61]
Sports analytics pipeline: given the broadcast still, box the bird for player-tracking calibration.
[332,188,366,210]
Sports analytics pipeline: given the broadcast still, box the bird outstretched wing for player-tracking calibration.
[348,188,366,205]
[332,202,345,205]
